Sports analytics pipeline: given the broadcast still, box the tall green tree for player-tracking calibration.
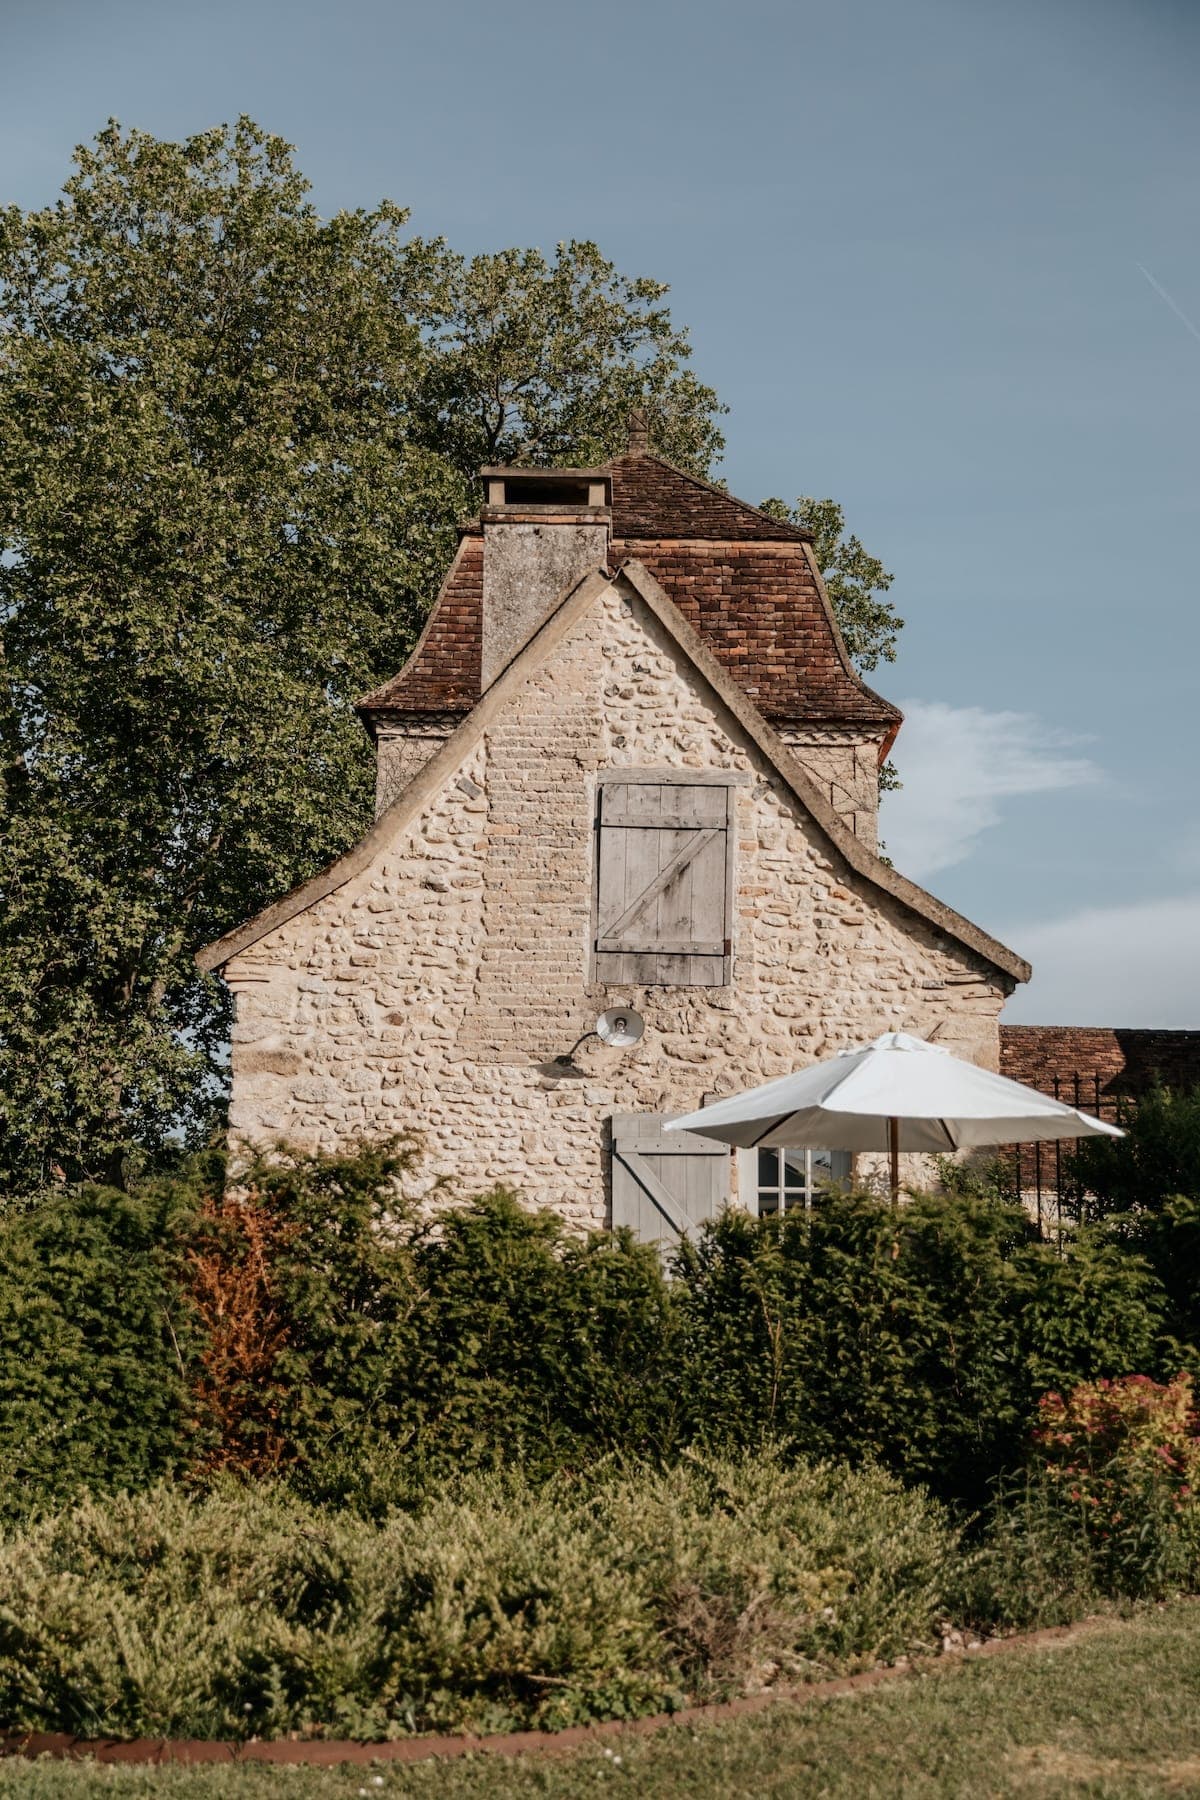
[0,119,723,1187]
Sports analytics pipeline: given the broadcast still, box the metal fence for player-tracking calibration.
[999,1072,1128,1235]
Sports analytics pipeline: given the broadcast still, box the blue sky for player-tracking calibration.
[5,0,1199,1023]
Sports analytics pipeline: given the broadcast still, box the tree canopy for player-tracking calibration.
[0,118,897,1187]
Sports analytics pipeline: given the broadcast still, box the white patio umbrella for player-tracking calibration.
[665,1031,1122,1201]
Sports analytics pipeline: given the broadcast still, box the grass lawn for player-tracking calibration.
[4,1602,1200,1799]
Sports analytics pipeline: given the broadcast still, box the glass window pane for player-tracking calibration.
[758,1148,780,1188]
[782,1150,807,1189]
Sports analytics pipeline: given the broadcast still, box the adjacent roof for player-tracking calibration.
[200,559,1028,985]
[358,450,901,733]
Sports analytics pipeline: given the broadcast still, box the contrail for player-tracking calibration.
[1136,261,1200,349]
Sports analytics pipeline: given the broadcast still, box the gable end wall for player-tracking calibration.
[226,578,1009,1228]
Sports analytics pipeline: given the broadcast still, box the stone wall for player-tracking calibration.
[775,725,885,847]
[225,575,1011,1230]
[374,714,459,815]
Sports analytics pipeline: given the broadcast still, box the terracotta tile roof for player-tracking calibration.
[358,535,483,713]
[358,453,900,731]
[619,540,899,725]
[609,452,811,541]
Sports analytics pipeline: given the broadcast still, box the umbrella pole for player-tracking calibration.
[889,1117,900,1205]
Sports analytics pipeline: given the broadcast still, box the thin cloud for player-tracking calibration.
[1001,895,1200,1027]
[881,701,1099,878]
[1136,262,1200,351]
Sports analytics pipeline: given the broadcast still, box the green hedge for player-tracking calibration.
[0,1176,201,1515]
[0,1146,1176,1520]
[672,1193,1163,1499]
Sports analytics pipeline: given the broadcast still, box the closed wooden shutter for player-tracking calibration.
[594,779,732,986]
[611,1114,730,1246]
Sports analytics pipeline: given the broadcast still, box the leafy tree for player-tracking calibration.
[410,240,725,475]
[0,119,722,1186]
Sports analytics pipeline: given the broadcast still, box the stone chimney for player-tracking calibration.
[479,467,611,687]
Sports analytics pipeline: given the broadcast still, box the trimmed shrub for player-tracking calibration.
[0,1174,202,1519]
[0,1455,959,1740]
[672,1193,1165,1500]
[0,1147,1176,1520]
[190,1151,681,1504]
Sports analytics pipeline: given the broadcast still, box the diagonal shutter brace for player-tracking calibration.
[596,827,719,947]
[615,1149,697,1239]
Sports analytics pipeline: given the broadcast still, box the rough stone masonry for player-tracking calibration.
[200,446,1029,1236]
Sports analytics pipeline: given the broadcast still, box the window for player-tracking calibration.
[593,775,737,987]
[743,1147,852,1214]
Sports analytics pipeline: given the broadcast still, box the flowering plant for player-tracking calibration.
[1033,1374,1200,1593]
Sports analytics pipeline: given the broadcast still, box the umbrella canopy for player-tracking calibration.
[666,1032,1121,1197]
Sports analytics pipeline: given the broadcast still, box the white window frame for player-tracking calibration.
[737,1146,852,1215]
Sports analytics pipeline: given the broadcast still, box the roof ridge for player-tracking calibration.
[607,448,812,542]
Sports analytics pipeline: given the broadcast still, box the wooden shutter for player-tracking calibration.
[611,1114,730,1246]
[594,779,732,986]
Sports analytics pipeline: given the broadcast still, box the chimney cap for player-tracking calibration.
[625,407,650,454]
[479,467,611,513]
[479,465,610,480]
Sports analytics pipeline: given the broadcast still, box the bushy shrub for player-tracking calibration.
[0,1455,959,1740]
[0,1146,1177,1521]
[0,1172,203,1519]
[955,1373,1200,1630]
[1115,1194,1200,1364]
[1069,1084,1200,1218]
[672,1192,1165,1500]
[191,1151,680,1503]
[1034,1373,1200,1595]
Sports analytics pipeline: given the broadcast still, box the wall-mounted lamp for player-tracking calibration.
[538,1008,645,1079]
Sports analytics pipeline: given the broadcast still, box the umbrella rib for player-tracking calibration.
[749,1110,800,1148]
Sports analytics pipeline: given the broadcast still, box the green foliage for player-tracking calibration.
[0,1455,957,1740]
[1066,1085,1200,1355]
[0,1149,1173,1525]
[1123,1193,1200,1364]
[410,240,725,476]
[1034,1373,1200,1598]
[672,1192,1165,1501]
[0,1172,203,1517]
[182,1146,680,1504]
[959,1375,1200,1629]
[1070,1084,1200,1218]
[0,120,723,1187]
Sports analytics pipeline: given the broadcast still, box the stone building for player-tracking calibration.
[198,432,1031,1241]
